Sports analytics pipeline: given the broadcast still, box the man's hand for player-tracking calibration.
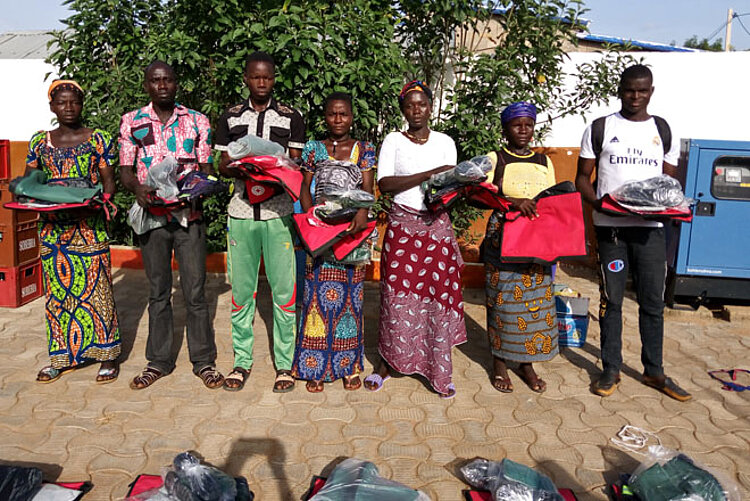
[135,184,157,208]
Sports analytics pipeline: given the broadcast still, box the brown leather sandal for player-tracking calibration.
[223,367,250,392]
[197,366,224,389]
[130,367,164,390]
[343,374,361,391]
[273,370,295,393]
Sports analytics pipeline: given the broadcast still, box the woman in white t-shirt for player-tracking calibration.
[363,80,467,398]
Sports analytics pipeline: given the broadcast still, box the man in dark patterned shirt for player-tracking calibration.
[216,51,305,393]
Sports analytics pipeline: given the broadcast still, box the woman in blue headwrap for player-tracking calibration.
[482,101,558,393]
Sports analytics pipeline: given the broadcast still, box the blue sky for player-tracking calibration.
[1,0,748,50]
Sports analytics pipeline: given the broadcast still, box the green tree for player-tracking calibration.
[684,35,724,51]
[401,0,636,238]
[49,0,630,247]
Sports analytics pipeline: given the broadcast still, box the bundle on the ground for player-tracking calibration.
[460,458,563,501]
[309,459,431,500]
[628,446,740,501]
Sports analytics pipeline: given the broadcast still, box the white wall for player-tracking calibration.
[544,51,750,147]
[0,59,57,141]
[2,52,749,147]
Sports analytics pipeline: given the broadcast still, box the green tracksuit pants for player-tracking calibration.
[227,215,297,370]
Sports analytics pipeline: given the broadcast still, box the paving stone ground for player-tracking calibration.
[1,264,748,500]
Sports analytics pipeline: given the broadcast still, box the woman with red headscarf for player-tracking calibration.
[27,80,121,384]
[364,80,467,399]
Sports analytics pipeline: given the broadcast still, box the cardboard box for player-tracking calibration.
[555,295,590,348]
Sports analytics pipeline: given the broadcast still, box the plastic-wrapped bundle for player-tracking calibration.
[146,156,180,200]
[164,452,237,501]
[460,458,563,501]
[227,135,284,159]
[610,174,692,211]
[128,202,168,235]
[427,155,493,188]
[323,227,379,266]
[177,171,228,201]
[314,189,375,225]
[312,159,364,199]
[309,458,431,501]
[0,465,43,501]
[629,446,740,501]
[322,188,375,208]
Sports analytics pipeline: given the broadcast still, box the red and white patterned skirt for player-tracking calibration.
[378,203,467,394]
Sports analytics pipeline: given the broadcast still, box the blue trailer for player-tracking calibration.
[666,139,750,305]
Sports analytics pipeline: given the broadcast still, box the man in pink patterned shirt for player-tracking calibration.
[119,60,224,390]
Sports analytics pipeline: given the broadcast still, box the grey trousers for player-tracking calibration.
[138,221,216,375]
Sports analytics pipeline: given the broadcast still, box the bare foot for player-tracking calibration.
[518,363,546,393]
[491,357,513,393]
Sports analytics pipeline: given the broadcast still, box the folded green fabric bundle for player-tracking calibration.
[630,454,728,501]
[10,170,101,204]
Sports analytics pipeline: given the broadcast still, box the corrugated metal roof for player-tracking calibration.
[0,30,56,59]
[578,33,699,52]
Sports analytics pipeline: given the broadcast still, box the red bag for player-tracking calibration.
[500,191,587,265]
[293,207,375,259]
[599,194,692,222]
[230,155,303,202]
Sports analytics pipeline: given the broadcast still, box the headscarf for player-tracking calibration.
[501,101,537,126]
[398,80,433,105]
[48,80,84,102]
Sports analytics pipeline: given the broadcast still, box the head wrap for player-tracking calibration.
[48,80,84,102]
[501,101,537,126]
[398,80,433,104]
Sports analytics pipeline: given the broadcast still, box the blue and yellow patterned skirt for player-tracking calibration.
[291,258,365,381]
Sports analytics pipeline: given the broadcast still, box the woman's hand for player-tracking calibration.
[509,197,538,219]
[347,208,369,234]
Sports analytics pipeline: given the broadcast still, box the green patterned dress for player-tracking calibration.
[26,130,121,368]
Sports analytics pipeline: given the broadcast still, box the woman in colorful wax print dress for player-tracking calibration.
[290,92,376,393]
[28,80,121,384]
[363,80,466,399]
[483,101,558,394]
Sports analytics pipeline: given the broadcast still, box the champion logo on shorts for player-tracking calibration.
[607,259,625,272]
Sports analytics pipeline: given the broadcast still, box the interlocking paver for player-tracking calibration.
[0,267,747,500]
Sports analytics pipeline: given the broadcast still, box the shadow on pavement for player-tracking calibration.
[219,437,292,500]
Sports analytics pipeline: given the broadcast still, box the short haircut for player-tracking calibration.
[144,60,175,79]
[324,92,353,112]
[620,64,652,85]
[245,51,275,73]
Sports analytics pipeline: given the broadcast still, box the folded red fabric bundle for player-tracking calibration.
[230,155,303,202]
[500,191,587,265]
[293,207,376,259]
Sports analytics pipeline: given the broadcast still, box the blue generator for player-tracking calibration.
[666,139,750,305]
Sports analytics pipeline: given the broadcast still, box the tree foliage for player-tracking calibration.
[683,35,724,52]
[49,0,630,248]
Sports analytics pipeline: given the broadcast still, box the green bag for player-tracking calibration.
[10,170,102,204]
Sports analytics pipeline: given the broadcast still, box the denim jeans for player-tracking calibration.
[138,221,216,375]
[596,226,667,378]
